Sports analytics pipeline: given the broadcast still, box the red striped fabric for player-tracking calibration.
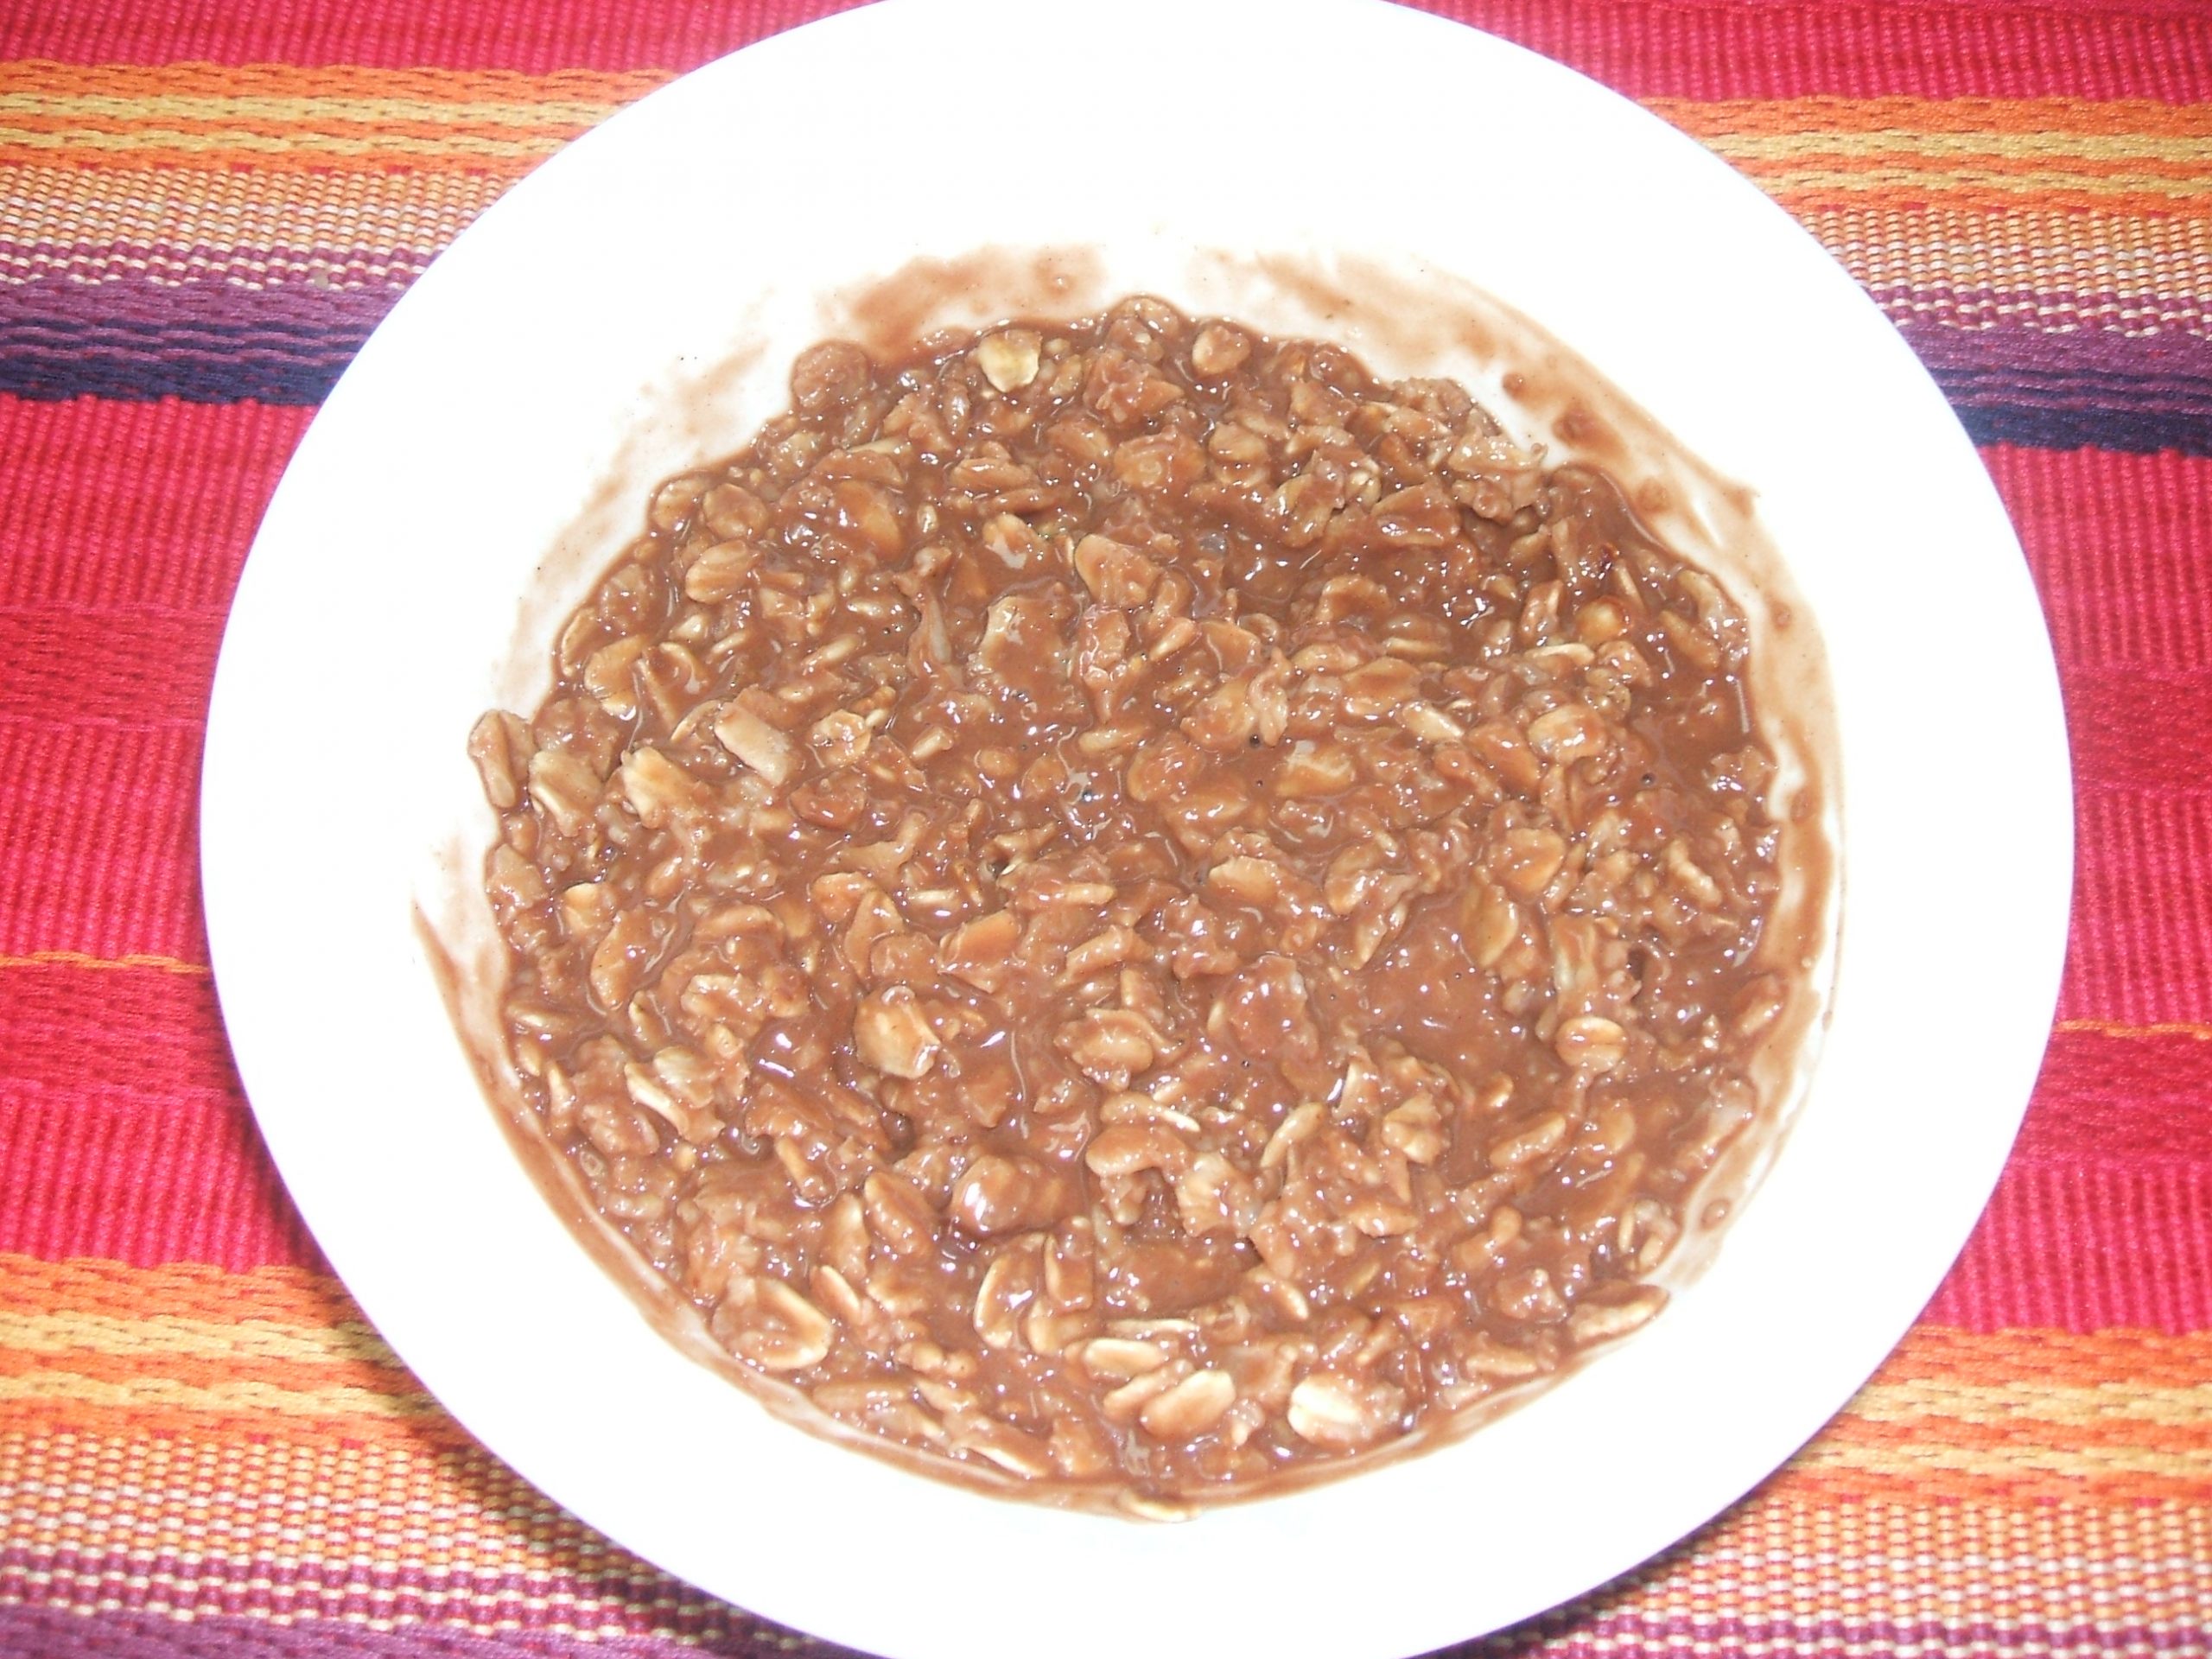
[2067,791,2212,1026]
[0,723,208,962]
[2016,1027,2212,1165]
[5,0,2212,99]
[1993,447,2212,674]
[2,7,2208,1654]
[1930,1160,2212,1332]
[0,398,307,609]
[0,1084,314,1272]
[5,610,226,725]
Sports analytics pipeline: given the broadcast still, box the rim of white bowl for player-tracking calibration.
[203,3,2072,1656]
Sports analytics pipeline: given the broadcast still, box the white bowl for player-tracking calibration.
[201,2,2072,1655]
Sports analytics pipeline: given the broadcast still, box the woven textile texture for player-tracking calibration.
[2,0,2209,1654]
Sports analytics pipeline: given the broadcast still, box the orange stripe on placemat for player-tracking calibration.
[0,62,659,172]
[16,158,2211,211]
[1782,1437,2212,1507]
[0,1327,410,1400]
[12,73,2207,143]
[2,93,634,136]
[1664,95,2212,212]
[1773,1331,2212,1505]
[10,80,2212,338]
[7,71,2212,200]
[0,59,673,105]
[1874,1325,2212,1389]
[1656,95,2212,142]
[1761,179,2212,218]
[21,150,2206,207]
[0,1256,424,1425]
[0,131,563,172]
[0,1401,463,1450]
[0,101,601,138]
[0,1254,358,1325]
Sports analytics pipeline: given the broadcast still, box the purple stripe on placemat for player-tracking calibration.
[1473,1613,2209,1656]
[10,275,2212,456]
[0,1546,745,1633]
[0,1542,765,1639]
[0,278,397,403]
[10,1603,2201,1659]
[0,1605,855,1659]
[1901,319,2212,454]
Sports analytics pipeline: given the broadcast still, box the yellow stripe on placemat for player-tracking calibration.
[0,60,658,172]
[2057,1018,2212,1042]
[0,124,571,165]
[1662,96,2212,209]
[0,1307,392,1366]
[0,1368,434,1421]
[1781,1328,2212,1504]
[0,950,208,976]
[0,91,637,130]
[1662,94,2212,219]
[1793,1430,2212,1497]
[0,1258,433,1442]
[0,70,2208,200]
[1850,1376,2212,1428]
[1722,130,2212,166]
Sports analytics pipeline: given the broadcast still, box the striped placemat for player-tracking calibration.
[2,3,2208,1654]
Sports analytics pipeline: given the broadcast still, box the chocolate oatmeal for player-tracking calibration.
[469,296,1815,1507]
